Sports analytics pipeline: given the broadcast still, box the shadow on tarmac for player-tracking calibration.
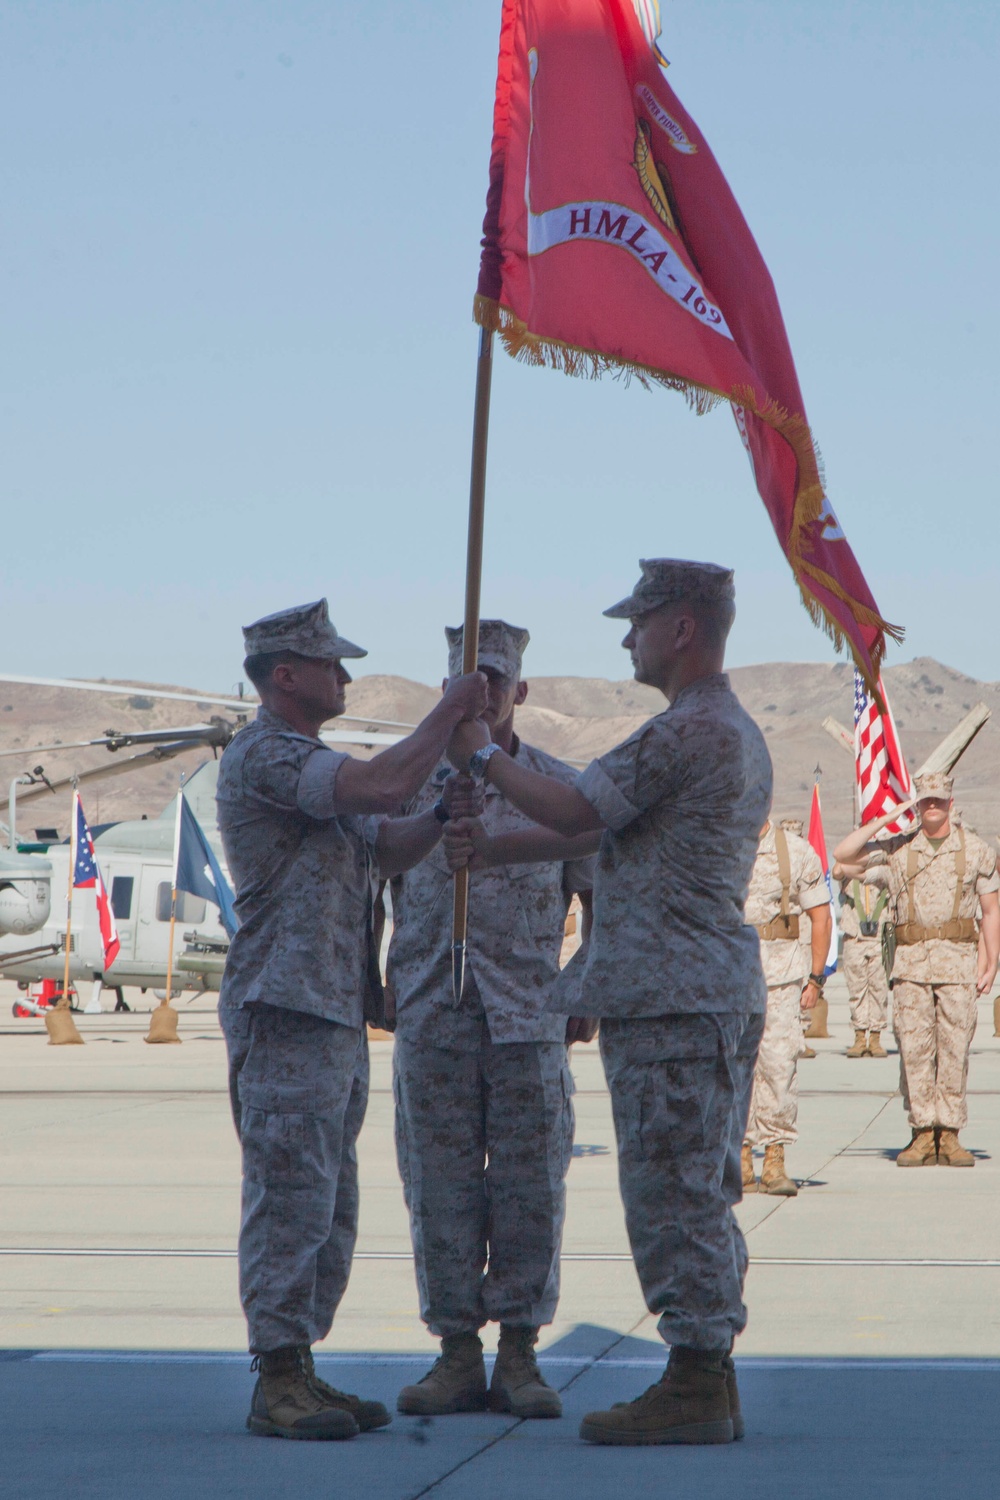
[3,1325,1000,1500]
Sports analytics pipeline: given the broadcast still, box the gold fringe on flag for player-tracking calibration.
[473,293,902,686]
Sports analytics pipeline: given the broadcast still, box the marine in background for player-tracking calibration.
[837,868,891,1057]
[743,820,832,1196]
[388,620,595,1422]
[780,817,819,1059]
[834,772,999,1167]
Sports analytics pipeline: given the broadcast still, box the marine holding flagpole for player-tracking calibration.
[214,599,486,1442]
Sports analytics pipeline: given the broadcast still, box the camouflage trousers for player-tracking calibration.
[393,1029,574,1337]
[600,1011,764,1352]
[843,937,889,1033]
[220,1002,368,1353]
[745,982,804,1149]
[892,980,978,1130]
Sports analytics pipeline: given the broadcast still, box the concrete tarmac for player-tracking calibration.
[2,974,1000,1497]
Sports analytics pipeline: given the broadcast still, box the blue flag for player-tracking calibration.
[175,794,238,938]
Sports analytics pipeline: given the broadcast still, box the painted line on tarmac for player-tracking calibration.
[4,1248,1000,1269]
[24,1351,1000,1372]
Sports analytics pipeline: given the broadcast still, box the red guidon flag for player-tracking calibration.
[475,0,900,687]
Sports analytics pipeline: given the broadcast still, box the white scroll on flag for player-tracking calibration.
[853,670,915,833]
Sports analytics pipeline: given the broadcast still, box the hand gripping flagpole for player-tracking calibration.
[452,325,494,1001]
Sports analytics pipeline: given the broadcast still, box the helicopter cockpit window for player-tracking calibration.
[155,883,207,923]
[110,876,134,921]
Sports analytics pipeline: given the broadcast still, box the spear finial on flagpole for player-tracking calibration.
[452,326,495,1001]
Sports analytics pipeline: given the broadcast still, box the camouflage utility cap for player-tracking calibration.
[914,771,954,803]
[780,819,804,837]
[446,619,530,679]
[603,559,735,620]
[242,599,367,660]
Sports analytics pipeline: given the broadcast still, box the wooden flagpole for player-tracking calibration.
[61,787,76,1005]
[452,325,494,1000]
[146,779,183,1043]
[46,783,85,1043]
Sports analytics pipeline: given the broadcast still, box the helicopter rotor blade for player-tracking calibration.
[0,672,417,732]
[0,740,214,811]
[0,721,235,759]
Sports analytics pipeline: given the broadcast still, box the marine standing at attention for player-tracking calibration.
[833,772,999,1167]
[742,821,832,1196]
[444,560,772,1447]
[388,620,595,1421]
[216,600,486,1441]
[837,868,892,1058]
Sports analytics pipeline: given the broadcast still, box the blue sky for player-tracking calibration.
[3,1,997,693]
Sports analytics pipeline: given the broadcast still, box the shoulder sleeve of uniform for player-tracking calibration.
[794,840,830,910]
[296,745,351,819]
[968,833,1000,895]
[576,717,682,832]
[239,734,318,810]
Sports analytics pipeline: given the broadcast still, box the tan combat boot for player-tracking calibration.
[937,1129,974,1167]
[867,1033,888,1059]
[397,1332,487,1415]
[760,1143,798,1196]
[895,1128,937,1167]
[488,1325,562,1417]
[580,1345,733,1445]
[741,1142,757,1194]
[299,1346,391,1431]
[801,1043,817,1059]
[247,1346,359,1440]
[845,1030,869,1058]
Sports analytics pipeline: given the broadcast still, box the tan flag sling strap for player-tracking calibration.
[755,827,801,941]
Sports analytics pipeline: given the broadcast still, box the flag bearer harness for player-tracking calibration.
[847,880,890,938]
[894,829,977,945]
[755,827,800,941]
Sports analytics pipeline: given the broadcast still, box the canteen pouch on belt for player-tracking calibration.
[880,922,897,985]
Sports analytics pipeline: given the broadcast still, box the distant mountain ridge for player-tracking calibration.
[348,657,1000,847]
[0,658,996,847]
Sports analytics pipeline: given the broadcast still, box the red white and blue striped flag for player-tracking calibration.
[853,671,914,833]
[73,791,120,971]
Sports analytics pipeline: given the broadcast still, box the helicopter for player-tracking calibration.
[0,672,413,1011]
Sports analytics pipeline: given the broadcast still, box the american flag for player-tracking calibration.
[853,671,914,833]
[73,792,120,971]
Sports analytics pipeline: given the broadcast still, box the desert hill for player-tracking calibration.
[0,657,996,849]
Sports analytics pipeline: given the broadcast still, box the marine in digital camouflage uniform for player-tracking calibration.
[834,771,1000,1167]
[743,822,831,1195]
[216,599,487,1440]
[445,561,773,1447]
[838,868,891,1056]
[390,620,594,1421]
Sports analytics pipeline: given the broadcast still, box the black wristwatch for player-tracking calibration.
[432,799,450,825]
[808,972,826,989]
